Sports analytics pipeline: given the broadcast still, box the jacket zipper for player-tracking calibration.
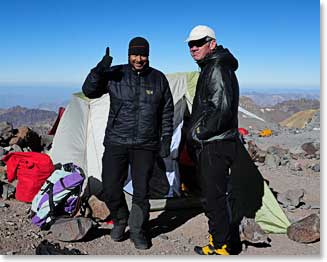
[133,72,141,144]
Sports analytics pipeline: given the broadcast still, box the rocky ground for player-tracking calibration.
[0,126,321,257]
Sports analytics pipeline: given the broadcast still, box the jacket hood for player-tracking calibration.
[197,45,238,71]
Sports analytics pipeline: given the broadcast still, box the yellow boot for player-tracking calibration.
[194,235,230,255]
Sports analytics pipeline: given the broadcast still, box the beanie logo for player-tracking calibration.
[146,89,153,95]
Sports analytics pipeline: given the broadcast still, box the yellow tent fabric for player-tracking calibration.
[185,71,199,99]
[259,129,273,137]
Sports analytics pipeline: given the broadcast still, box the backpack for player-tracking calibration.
[2,152,55,202]
[31,163,85,229]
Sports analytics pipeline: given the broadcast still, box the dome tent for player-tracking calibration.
[49,72,290,233]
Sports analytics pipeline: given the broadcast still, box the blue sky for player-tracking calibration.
[0,0,320,88]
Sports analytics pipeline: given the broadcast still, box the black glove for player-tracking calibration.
[159,136,171,158]
[94,47,113,75]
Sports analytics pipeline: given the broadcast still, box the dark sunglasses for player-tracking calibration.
[188,37,212,48]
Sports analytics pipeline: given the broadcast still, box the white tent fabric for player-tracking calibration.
[50,93,109,183]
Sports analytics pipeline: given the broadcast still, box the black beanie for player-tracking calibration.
[128,37,149,56]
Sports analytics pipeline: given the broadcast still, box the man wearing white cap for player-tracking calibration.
[186,25,240,255]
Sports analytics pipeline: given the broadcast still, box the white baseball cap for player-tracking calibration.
[185,25,216,42]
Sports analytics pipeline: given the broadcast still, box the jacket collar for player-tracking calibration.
[196,45,238,71]
[196,46,220,68]
[128,63,152,76]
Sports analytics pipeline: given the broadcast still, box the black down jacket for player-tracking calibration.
[82,64,174,150]
[189,45,239,144]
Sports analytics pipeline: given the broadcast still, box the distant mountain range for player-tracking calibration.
[241,88,320,106]
[0,106,57,135]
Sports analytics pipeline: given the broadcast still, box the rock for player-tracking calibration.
[0,147,6,159]
[265,153,280,168]
[277,189,305,208]
[10,144,23,152]
[41,135,53,151]
[301,142,317,155]
[1,183,16,200]
[311,164,320,172]
[50,217,94,242]
[266,145,289,157]
[290,146,304,155]
[159,234,169,240]
[183,246,190,252]
[0,122,13,142]
[9,127,42,152]
[313,142,320,151]
[246,140,266,163]
[88,195,110,221]
[304,154,315,159]
[290,162,303,171]
[300,204,311,210]
[287,214,320,243]
[239,217,271,245]
[280,156,290,166]
[291,172,303,177]
[0,202,9,208]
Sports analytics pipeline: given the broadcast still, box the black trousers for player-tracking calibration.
[101,144,156,233]
[197,140,237,248]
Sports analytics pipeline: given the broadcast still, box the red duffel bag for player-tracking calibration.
[2,152,55,202]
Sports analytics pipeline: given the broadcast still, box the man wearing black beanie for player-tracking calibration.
[82,37,174,250]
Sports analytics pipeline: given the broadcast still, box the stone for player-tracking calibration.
[266,145,289,158]
[311,164,320,172]
[88,195,110,221]
[277,189,305,208]
[0,122,13,141]
[265,153,280,168]
[280,156,290,166]
[0,202,9,208]
[287,214,320,243]
[159,234,169,240]
[290,162,303,171]
[246,140,266,163]
[239,217,271,245]
[301,142,317,155]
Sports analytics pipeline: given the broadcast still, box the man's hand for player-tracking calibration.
[94,47,113,74]
[159,136,171,158]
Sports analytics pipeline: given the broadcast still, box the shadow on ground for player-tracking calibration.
[148,208,203,238]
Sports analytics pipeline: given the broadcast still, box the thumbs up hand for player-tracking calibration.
[94,47,113,75]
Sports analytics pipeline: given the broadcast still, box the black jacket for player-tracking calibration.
[82,64,174,150]
[189,45,239,144]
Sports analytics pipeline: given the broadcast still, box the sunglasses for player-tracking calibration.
[188,37,212,48]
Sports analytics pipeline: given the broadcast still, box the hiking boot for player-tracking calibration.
[194,235,229,255]
[130,232,150,250]
[110,222,127,242]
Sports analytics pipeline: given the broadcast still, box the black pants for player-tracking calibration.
[102,144,156,234]
[197,140,237,249]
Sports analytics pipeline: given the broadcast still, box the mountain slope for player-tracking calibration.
[279,109,319,129]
